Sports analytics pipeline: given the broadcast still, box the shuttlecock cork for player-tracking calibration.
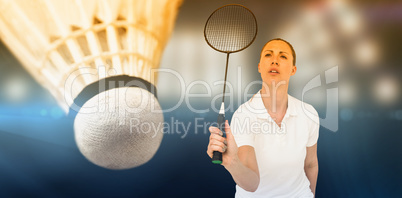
[0,0,182,169]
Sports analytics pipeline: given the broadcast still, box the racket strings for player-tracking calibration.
[205,5,257,52]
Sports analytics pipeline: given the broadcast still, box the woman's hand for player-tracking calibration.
[207,120,239,167]
[206,120,260,192]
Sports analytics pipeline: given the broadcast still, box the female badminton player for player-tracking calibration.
[207,38,319,197]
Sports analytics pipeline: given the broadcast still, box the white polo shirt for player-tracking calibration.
[231,91,319,198]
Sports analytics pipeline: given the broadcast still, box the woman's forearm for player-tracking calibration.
[225,156,260,192]
[304,164,318,195]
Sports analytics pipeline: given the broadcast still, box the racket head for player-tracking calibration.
[204,4,258,53]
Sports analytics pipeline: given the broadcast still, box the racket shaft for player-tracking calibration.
[212,113,225,164]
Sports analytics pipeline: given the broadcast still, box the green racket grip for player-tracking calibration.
[212,113,225,164]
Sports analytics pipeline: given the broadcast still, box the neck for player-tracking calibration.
[260,80,288,114]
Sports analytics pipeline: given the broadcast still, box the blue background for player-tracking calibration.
[1,0,402,197]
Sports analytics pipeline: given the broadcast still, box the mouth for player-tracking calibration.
[269,69,279,74]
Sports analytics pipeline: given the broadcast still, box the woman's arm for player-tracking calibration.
[207,120,260,192]
[226,145,260,192]
[304,143,319,196]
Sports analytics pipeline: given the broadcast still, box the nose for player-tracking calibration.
[271,56,279,66]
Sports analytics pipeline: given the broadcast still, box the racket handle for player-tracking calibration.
[212,113,225,164]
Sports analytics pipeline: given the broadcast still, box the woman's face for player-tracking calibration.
[258,40,297,85]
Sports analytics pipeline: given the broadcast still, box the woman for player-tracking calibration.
[207,38,319,197]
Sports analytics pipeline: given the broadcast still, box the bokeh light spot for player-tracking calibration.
[354,39,378,67]
[373,76,399,105]
[4,77,28,103]
[50,107,64,119]
[40,109,48,116]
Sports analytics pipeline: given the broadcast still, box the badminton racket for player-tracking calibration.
[204,4,258,164]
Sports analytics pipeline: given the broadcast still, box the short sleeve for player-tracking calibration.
[230,107,255,148]
[306,106,320,147]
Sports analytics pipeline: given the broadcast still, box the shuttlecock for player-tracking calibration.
[75,87,164,169]
[0,0,182,169]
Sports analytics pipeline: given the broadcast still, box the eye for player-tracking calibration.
[280,55,287,59]
[265,54,271,57]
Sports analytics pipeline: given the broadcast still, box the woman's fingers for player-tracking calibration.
[209,144,227,153]
[209,138,226,149]
[207,123,231,159]
[209,126,223,136]
[209,133,226,142]
[207,136,228,158]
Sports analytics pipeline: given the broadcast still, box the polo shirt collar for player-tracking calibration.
[250,90,298,120]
